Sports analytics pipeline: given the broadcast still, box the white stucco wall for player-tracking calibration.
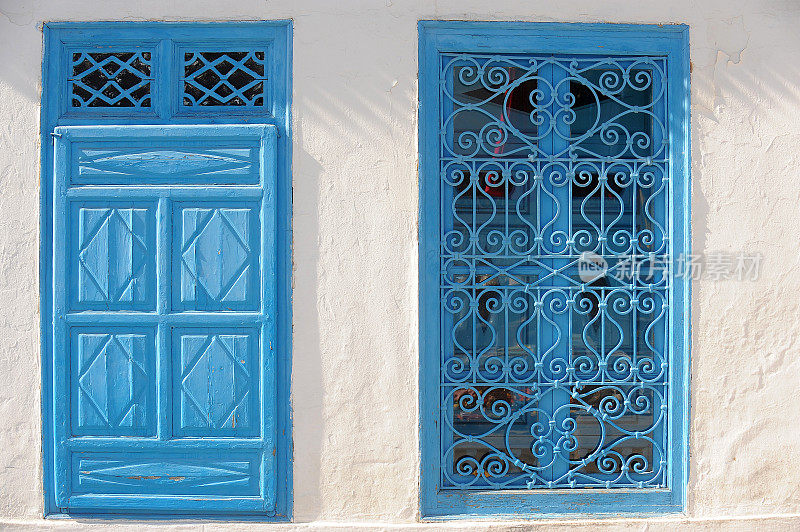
[1,0,800,530]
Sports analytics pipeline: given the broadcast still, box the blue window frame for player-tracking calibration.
[41,22,292,519]
[419,21,689,517]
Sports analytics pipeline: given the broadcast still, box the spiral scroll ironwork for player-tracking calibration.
[439,54,669,489]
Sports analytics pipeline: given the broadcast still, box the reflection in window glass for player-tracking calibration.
[439,55,669,489]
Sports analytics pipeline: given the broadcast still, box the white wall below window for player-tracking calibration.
[1,0,800,529]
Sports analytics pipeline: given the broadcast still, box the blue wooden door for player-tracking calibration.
[51,124,278,515]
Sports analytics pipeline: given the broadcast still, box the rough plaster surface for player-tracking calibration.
[1,0,800,529]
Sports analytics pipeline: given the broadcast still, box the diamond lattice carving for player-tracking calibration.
[70,51,152,107]
[178,333,255,434]
[76,207,152,310]
[179,207,256,310]
[75,332,151,434]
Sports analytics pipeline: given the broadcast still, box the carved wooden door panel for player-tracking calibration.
[51,124,278,515]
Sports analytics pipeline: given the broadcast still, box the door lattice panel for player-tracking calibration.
[69,51,153,108]
[64,44,272,116]
[439,54,670,489]
[182,51,267,107]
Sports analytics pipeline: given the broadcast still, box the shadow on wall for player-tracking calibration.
[689,16,800,258]
[291,65,418,520]
[686,15,800,515]
[290,124,325,520]
[289,13,800,520]
[291,11,418,517]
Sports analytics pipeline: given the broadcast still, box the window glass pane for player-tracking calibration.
[569,68,654,158]
[439,55,668,489]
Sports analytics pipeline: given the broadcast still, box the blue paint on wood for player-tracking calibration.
[71,203,157,311]
[71,452,260,496]
[174,203,260,311]
[41,22,292,519]
[71,143,262,185]
[173,329,261,437]
[53,124,278,515]
[71,328,156,437]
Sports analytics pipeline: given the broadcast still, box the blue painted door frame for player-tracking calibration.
[40,22,292,519]
[418,21,690,518]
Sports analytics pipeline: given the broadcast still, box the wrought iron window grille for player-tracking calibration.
[419,22,689,517]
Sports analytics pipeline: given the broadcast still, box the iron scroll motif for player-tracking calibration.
[439,55,669,489]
